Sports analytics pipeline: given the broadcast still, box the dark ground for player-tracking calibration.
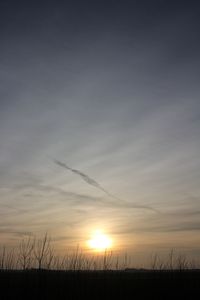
[0,270,200,300]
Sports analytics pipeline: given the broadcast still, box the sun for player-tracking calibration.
[88,230,112,251]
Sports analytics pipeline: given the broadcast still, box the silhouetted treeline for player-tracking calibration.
[1,235,200,299]
[0,234,199,271]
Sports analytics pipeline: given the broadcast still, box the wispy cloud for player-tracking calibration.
[54,159,113,196]
[54,159,158,212]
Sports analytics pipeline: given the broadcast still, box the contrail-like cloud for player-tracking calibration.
[54,160,112,197]
[54,159,159,213]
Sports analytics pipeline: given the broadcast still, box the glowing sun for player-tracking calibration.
[88,230,112,251]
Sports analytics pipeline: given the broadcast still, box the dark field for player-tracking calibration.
[1,270,200,300]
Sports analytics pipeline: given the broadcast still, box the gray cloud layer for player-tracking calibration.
[0,0,200,255]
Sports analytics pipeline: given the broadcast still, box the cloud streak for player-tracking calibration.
[54,159,158,213]
[54,159,113,196]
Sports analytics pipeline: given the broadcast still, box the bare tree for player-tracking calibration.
[167,249,174,270]
[0,246,6,270]
[45,245,55,270]
[151,253,159,270]
[4,249,15,270]
[33,233,52,270]
[176,253,188,270]
[103,250,113,270]
[18,237,34,270]
[150,253,166,270]
[69,245,85,271]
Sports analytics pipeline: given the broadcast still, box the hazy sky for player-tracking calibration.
[1,0,200,260]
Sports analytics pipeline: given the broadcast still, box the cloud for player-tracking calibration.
[54,159,113,196]
[54,159,158,212]
[111,207,200,236]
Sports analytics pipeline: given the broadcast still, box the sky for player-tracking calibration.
[1,0,200,261]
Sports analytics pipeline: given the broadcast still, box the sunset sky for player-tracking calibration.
[1,0,200,261]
